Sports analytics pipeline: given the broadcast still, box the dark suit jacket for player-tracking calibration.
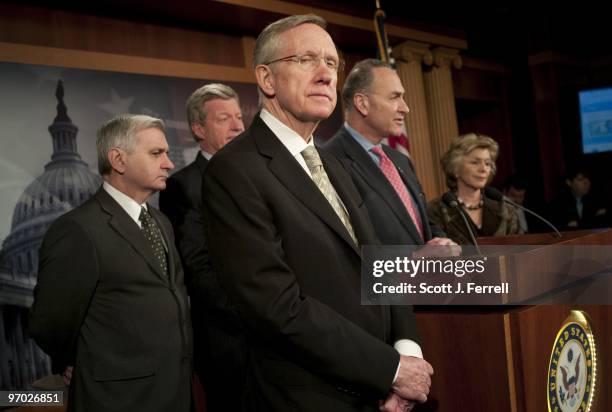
[159,152,246,408]
[550,190,609,231]
[203,115,418,411]
[29,188,192,412]
[324,126,445,245]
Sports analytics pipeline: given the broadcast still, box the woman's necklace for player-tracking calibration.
[456,192,483,210]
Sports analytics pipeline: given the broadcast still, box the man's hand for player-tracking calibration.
[412,237,461,258]
[379,392,415,412]
[391,355,434,403]
[62,366,73,386]
[427,237,459,249]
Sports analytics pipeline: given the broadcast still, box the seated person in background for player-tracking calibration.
[503,174,529,233]
[550,167,608,231]
[427,133,522,245]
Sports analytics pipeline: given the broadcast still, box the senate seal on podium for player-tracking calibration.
[547,310,597,412]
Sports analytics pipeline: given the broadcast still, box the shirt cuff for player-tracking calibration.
[392,339,423,384]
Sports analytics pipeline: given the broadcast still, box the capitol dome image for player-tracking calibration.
[0,80,101,389]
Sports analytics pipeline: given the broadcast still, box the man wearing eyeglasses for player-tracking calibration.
[203,14,432,412]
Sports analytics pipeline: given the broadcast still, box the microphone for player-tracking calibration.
[484,187,562,238]
[442,192,482,255]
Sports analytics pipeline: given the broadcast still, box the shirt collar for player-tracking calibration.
[102,181,146,226]
[260,108,314,156]
[344,122,381,153]
[200,150,213,161]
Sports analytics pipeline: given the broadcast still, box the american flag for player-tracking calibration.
[373,0,391,64]
[383,122,412,160]
[374,1,411,157]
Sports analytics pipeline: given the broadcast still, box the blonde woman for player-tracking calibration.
[427,133,521,245]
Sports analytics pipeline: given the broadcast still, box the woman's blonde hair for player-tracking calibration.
[441,133,499,190]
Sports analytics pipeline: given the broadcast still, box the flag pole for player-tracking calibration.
[373,0,392,65]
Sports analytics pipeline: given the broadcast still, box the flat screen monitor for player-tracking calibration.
[579,87,612,154]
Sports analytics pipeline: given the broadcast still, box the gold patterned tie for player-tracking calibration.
[301,146,358,245]
[139,207,168,277]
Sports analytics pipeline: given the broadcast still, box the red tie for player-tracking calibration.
[371,146,424,240]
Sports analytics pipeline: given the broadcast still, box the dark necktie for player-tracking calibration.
[139,207,168,276]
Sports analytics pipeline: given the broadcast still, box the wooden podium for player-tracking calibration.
[414,229,612,412]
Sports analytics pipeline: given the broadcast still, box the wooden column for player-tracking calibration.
[393,40,441,199]
[424,47,463,193]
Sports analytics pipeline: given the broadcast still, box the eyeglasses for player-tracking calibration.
[264,53,345,73]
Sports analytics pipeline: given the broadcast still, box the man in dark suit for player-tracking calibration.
[159,83,245,410]
[29,115,192,412]
[203,15,433,412]
[550,168,609,231]
[325,59,455,249]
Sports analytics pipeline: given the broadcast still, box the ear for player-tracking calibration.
[255,64,276,97]
[108,148,127,174]
[191,123,206,141]
[353,93,369,117]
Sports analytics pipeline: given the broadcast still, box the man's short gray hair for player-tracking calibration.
[96,114,165,176]
[253,14,328,69]
[185,83,240,139]
[341,59,394,113]
[253,14,328,105]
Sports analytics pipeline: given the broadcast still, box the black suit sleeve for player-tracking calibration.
[428,221,447,239]
[29,218,99,372]
[390,307,420,344]
[203,158,399,396]
[160,175,239,332]
[160,176,212,291]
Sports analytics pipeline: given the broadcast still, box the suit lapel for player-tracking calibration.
[95,189,169,283]
[338,130,424,243]
[195,151,209,176]
[150,206,177,286]
[385,147,432,241]
[320,149,370,253]
[252,117,360,254]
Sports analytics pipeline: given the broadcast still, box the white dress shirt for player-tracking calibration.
[260,108,315,178]
[103,181,169,252]
[200,150,213,161]
[103,181,147,228]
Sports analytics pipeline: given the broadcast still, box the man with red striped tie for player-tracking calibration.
[325,58,456,249]
[325,58,458,412]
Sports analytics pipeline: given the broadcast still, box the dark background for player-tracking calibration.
[3,0,612,216]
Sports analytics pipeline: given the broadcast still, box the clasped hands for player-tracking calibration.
[379,355,434,412]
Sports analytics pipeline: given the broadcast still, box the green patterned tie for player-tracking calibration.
[139,207,168,276]
[301,146,357,245]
